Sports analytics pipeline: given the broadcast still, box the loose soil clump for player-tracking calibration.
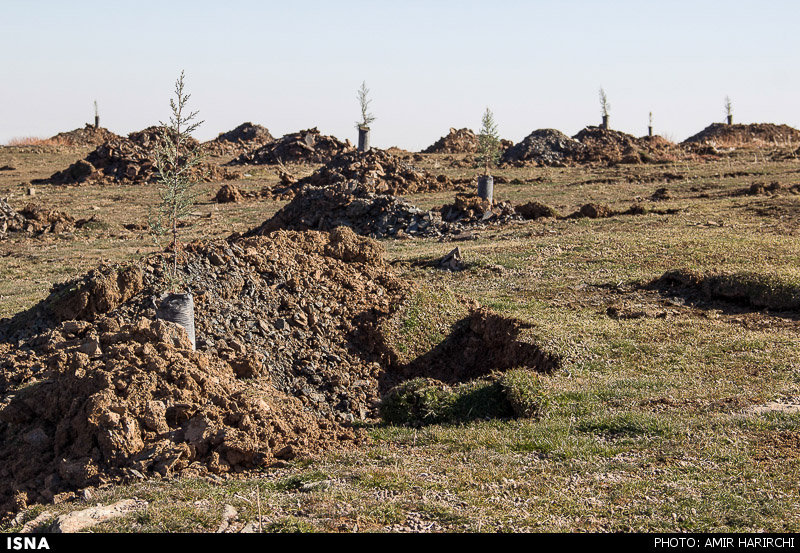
[41,127,237,185]
[0,199,93,237]
[228,128,351,166]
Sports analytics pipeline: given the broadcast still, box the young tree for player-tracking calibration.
[149,70,205,293]
[93,100,99,129]
[476,107,501,177]
[599,87,610,128]
[724,95,733,124]
[357,81,375,129]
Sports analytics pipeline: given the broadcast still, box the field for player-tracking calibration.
[1,143,799,532]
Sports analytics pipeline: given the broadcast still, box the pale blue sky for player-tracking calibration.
[1,0,797,149]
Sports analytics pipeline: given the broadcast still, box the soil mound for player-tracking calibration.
[0,199,90,237]
[515,201,559,220]
[439,194,519,225]
[42,127,237,185]
[204,123,274,156]
[682,123,800,148]
[423,128,480,154]
[502,129,587,166]
[249,182,453,239]
[266,149,458,198]
[228,128,350,166]
[0,227,562,512]
[49,125,120,148]
[573,127,681,164]
[253,183,520,239]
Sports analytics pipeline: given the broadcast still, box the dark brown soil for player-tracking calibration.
[203,123,274,156]
[227,128,350,166]
[40,127,238,186]
[682,123,800,148]
[50,125,120,148]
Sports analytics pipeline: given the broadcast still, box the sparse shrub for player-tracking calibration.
[149,70,205,292]
[380,373,548,426]
[476,107,501,177]
[379,378,456,425]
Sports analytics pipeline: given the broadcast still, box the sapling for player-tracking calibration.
[648,111,653,137]
[148,70,204,349]
[356,81,375,152]
[724,95,733,125]
[93,100,99,129]
[476,107,501,202]
[599,87,611,129]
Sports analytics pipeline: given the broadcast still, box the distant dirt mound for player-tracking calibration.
[249,182,454,239]
[253,183,521,239]
[204,123,274,155]
[682,123,800,148]
[573,127,681,164]
[272,149,460,198]
[42,127,237,185]
[227,128,351,166]
[423,128,480,154]
[50,125,119,148]
[0,199,93,237]
[502,129,587,166]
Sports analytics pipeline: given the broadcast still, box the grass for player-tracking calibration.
[2,147,800,531]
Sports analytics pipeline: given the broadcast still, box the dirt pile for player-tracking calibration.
[42,127,237,185]
[253,183,522,239]
[228,128,350,166]
[249,182,453,239]
[0,316,356,511]
[0,199,91,237]
[682,123,800,148]
[515,201,559,220]
[422,128,480,154]
[573,127,682,164]
[49,125,120,148]
[439,194,520,225]
[204,123,274,156]
[502,129,587,166]
[269,148,459,198]
[0,226,562,512]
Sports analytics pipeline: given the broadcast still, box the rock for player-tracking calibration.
[47,499,147,533]
[438,247,464,271]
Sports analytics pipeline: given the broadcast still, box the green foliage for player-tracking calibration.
[599,87,610,117]
[476,107,501,176]
[357,80,375,129]
[149,70,205,292]
[380,375,548,426]
[499,369,549,418]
